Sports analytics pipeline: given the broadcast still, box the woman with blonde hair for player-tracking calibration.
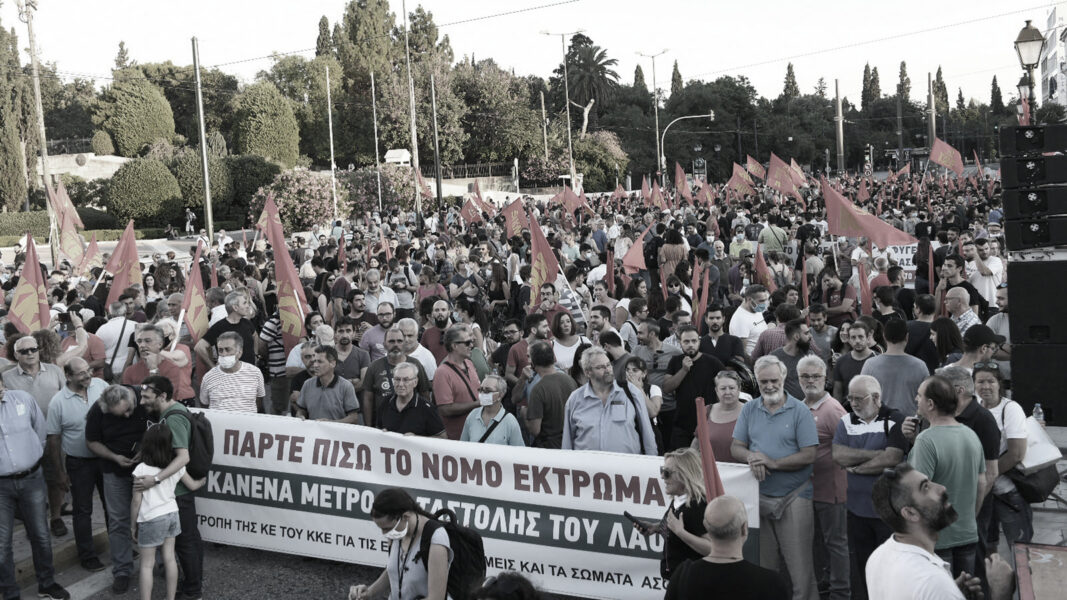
[633,448,712,579]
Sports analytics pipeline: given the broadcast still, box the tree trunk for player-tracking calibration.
[571,99,595,138]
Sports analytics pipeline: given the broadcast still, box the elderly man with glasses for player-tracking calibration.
[460,375,524,446]
[377,361,445,438]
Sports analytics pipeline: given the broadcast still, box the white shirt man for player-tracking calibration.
[729,285,770,355]
[96,301,134,377]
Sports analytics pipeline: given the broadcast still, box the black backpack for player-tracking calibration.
[165,409,215,479]
[417,508,486,600]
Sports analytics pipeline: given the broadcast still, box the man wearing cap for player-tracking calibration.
[945,324,1004,374]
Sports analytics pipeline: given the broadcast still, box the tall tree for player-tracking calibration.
[956,88,965,111]
[990,75,1005,115]
[896,61,911,100]
[869,67,881,102]
[861,63,872,112]
[1,20,38,207]
[670,60,683,96]
[316,16,332,57]
[114,41,132,70]
[633,64,648,94]
[781,63,800,100]
[814,77,827,98]
[933,66,949,114]
[453,59,540,162]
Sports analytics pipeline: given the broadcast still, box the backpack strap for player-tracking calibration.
[443,360,478,403]
[416,516,445,565]
[619,383,647,455]
[477,415,504,443]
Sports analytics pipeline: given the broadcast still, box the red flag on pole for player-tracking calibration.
[104,221,142,306]
[821,176,917,249]
[753,246,777,293]
[48,179,84,229]
[927,244,936,296]
[789,158,807,187]
[7,234,50,334]
[57,209,84,265]
[887,163,910,183]
[605,250,615,295]
[693,397,727,500]
[528,211,560,309]
[857,179,870,202]
[622,224,652,273]
[460,199,483,224]
[650,181,667,210]
[858,261,872,316]
[501,199,528,240]
[258,197,308,353]
[181,242,210,343]
[675,162,693,205]
[929,137,964,177]
[733,162,754,185]
[416,168,434,200]
[641,175,651,204]
[76,233,102,277]
[800,257,809,309]
[745,155,766,180]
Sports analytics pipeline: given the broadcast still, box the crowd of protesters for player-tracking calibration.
[0,164,1038,599]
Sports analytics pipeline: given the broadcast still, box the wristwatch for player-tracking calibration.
[153,476,160,485]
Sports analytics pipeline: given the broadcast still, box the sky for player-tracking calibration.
[1,0,1063,108]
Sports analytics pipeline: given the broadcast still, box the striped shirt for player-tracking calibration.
[200,362,265,413]
[259,315,288,378]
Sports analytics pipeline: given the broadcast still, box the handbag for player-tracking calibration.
[1006,465,1060,503]
[997,404,1063,503]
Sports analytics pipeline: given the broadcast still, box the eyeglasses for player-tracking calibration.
[454,339,474,346]
[16,347,39,355]
[393,377,417,384]
[974,361,1000,371]
[478,387,497,394]
[659,467,674,479]
[847,393,873,403]
[798,373,824,380]
[141,384,161,395]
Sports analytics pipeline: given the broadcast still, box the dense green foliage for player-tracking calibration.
[231,82,301,167]
[226,155,282,224]
[91,130,115,155]
[106,159,183,225]
[92,78,176,157]
[169,149,234,213]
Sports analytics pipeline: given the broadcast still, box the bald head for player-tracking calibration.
[848,374,881,397]
[945,288,968,302]
[703,496,748,542]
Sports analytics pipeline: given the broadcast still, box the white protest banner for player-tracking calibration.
[194,410,760,600]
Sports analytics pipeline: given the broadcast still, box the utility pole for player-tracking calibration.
[430,74,443,204]
[540,91,549,160]
[835,79,845,173]
[18,0,57,265]
[735,115,743,163]
[325,65,338,222]
[927,72,936,147]
[896,93,904,161]
[753,120,759,159]
[544,31,581,190]
[370,72,383,213]
[401,0,422,233]
[638,50,667,186]
[191,37,213,241]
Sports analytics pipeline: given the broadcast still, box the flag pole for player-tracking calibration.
[90,270,109,295]
[171,309,186,352]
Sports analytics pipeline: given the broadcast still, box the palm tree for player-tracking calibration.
[567,44,619,135]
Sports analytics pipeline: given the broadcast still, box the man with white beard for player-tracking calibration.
[732,355,820,600]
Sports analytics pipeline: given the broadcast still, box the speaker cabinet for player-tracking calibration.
[1006,261,1067,344]
[1010,344,1067,426]
[1003,186,1067,219]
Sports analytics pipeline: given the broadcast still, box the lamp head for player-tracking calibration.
[1015,19,1045,69]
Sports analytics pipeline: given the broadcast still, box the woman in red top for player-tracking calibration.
[692,370,746,463]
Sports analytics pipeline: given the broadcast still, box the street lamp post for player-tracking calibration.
[543,30,583,191]
[661,111,715,184]
[1015,19,1045,124]
[637,50,667,186]
[1017,73,1032,124]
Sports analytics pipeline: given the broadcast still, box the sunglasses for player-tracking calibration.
[659,467,674,479]
[454,340,474,346]
[141,384,162,396]
[16,347,39,355]
[996,282,1008,289]
[974,361,1000,371]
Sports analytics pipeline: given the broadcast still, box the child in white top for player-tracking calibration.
[130,423,204,600]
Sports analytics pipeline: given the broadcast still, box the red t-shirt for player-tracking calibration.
[121,344,194,402]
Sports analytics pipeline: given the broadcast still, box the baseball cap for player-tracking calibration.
[962,324,1005,347]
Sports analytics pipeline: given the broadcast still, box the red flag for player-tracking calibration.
[105,221,142,307]
[973,150,983,179]
[460,199,482,224]
[610,184,626,203]
[650,181,667,210]
[7,234,50,334]
[622,223,653,273]
[929,137,964,177]
[766,160,803,204]
[562,186,582,214]
[727,174,755,197]
[57,209,84,265]
[606,250,615,295]
[821,176,917,249]
[76,233,102,277]
[858,261,872,316]
[675,162,693,204]
[691,264,703,318]
[732,163,754,185]
[693,397,727,500]
[752,246,777,292]
[927,244,936,296]
[528,212,560,309]
[259,197,308,353]
[181,242,210,343]
[48,179,84,229]
[641,175,651,204]
[697,180,715,207]
[416,169,434,200]
[790,158,807,187]
[745,155,766,180]
[800,257,809,309]
[857,179,870,202]
[887,163,910,183]
[501,199,528,240]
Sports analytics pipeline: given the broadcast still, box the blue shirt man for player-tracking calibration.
[562,347,657,455]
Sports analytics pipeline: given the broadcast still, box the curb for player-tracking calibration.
[15,526,110,588]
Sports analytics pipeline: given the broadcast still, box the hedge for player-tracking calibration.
[106,158,183,226]
[169,150,233,210]
[0,207,119,237]
[99,79,176,158]
[0,228,167,248]
[231,82,300,168]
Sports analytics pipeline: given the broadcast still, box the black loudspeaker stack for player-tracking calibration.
[999,125,1067,425]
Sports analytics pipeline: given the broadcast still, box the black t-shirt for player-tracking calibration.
[290,370,312,395]
[665,559,790,600]
[699,334,746,366]
[667,353,724,434]
[904,321,939,375]
[832,352,873,389]
[364,357,430,409]
[83,401,151,475]
[662,499,708,579]
[956,399,1002,462]
[378,395,445,436]
[203,317,257,365]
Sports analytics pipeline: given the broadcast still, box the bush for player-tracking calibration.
[90,130,115,155]
[0,207,119,237]
[231,82,300,168]
[226,155,282,224]
[96,79,176,158]
[248,169,339,232]
[0,227,168,247]
[340,163,417,216]
[106,158,183,226]
[62,176,110,209]
[573,131,629,192]
[169,149,233,212]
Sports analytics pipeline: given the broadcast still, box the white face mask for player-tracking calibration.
[383,517,408,540]
[217,355,237,369]
[478,392,495,407]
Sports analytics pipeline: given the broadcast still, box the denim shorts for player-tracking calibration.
[138,512,181,548]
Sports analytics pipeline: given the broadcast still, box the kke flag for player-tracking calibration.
[7,234,50,334]
[47,179,84,230]
[57,209,84,265]
[930,137,964,177]
[528,212,560,309]
[181,242,210,342]
[752,246,777,293]
[460,199,483,225]
[887,163,910,183]
[416,169,434,200]
[790,158,807,187]
[746,155,766,180]
[767,161,803,205]
[76,233,102,277]
[501,199,528,239]
[693,397,727,501]
[650,181,667,210]
[821,176,917,249]
[641,175,651,203]
[727,174,755,197]
[104,221,142,307]
[473,180,496,216]
[623,223,653,273]
[258,196,308,353]
[675,163,693,204]
[732,163,754,185]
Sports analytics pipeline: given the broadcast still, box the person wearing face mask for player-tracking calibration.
[350,488,453,600]
[199,332,265,413]
[729,284,770,356]
[195,290,260,370]
[459,375,524,446]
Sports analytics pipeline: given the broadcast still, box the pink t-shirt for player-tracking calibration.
[808,395,848,504]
